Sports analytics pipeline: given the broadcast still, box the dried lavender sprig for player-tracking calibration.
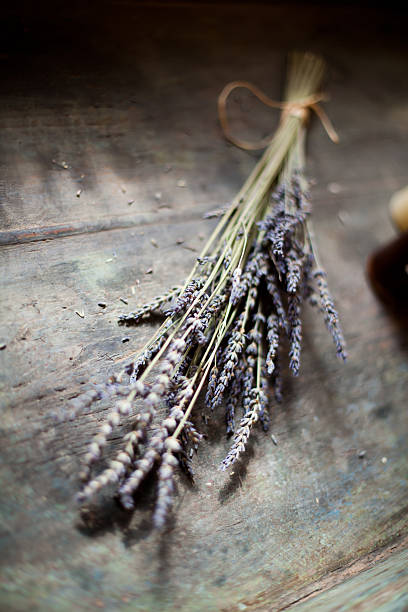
[143,337,187,402]
[78,390,141,484]
[260,177,310,264]
[266,270,289,333]
[62,385,111,423]
[183,420,203,450]
[272,351,283,404]
[220,304,267,469]
[265,216,298,257]
[242,331,259,412]
[203,204,230,219]
[197,255,218,265]
[265,313,279,375]
[77,427,139,503]
[124,317,174,384]
[118,286,182,324]
[205,364,219,409]
[229,267,242,304]
[261,212,306,258]
[166,355,193,407]
[170,279,205,316]
[286,247,303,293]
[219,389,261,471]
[230,251,265,306]
[223,244,232,270]
[177,447,195,482]
[224,362,244,435]
[78,337,186,494]
[181,292,212,344]
[118,375,194,509]
[258,367,270,432]
[253,313,270,432]
[288,293,303,377]
[224,307,261,427]
[314,269,347,360]
[153,439,181,529]
[299,252,317,302]
[211,313,246,408]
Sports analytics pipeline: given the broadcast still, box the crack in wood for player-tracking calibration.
[0,208,210,247]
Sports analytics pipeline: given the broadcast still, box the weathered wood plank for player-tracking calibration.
[289,545,408,611]
[0,3,407,611]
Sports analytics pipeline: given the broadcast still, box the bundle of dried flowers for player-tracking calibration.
[73,52,346,528]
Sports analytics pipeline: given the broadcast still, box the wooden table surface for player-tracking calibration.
[0,3,407,610]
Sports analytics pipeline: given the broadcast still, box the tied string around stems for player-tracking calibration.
[218,80,339,150]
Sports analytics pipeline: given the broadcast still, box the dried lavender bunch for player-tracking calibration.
[72,52,346,529]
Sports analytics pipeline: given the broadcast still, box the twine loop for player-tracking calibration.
[218,80,339,151]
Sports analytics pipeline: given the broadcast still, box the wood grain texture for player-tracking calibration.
[289,545,408,611]
[0,3,407,611]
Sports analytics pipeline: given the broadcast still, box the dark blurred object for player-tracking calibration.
[367,187,408,312]
[367,231,408,311]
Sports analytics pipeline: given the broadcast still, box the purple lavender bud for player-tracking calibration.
[314,269,347,360]
[266,314,279,375]
[288,294,302,376]
[266,271,288,333]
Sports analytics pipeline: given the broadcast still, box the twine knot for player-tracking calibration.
[218,80,339,151]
